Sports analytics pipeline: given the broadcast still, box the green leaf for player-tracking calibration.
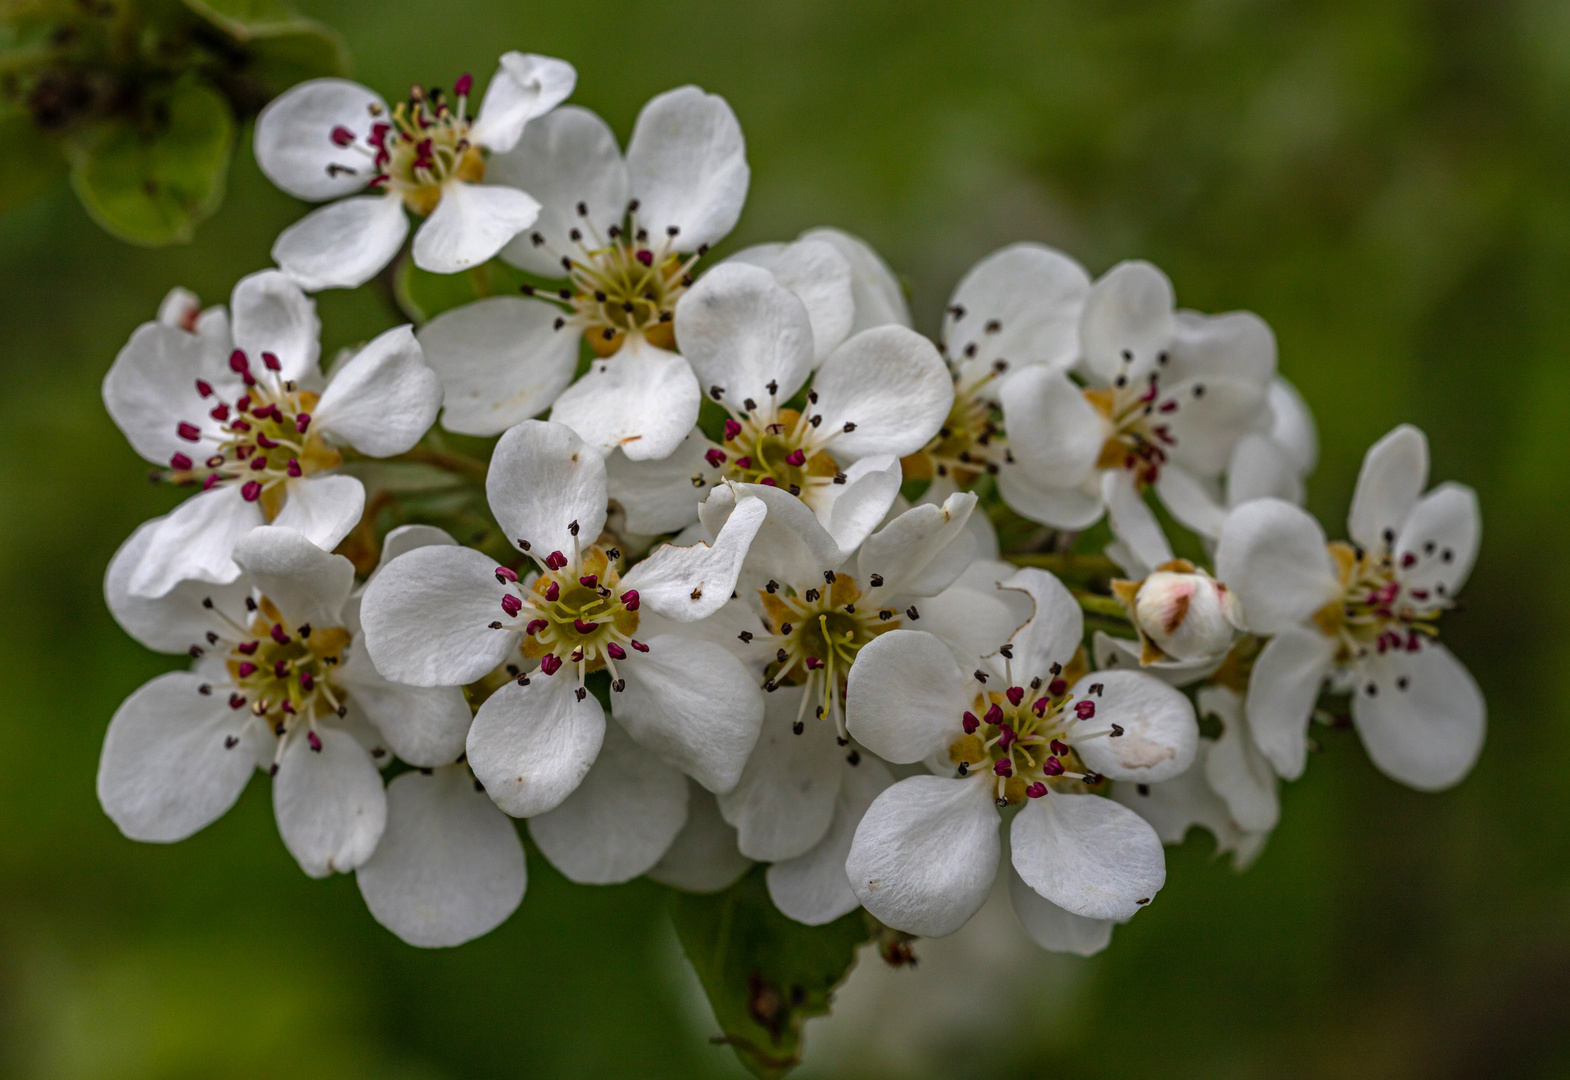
[0,109,67,216]
[669,868,872,1078]
[393,253,539,324]
[181,0,350,91]
[67,82,234,246]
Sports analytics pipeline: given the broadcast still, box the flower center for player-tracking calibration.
[1086,355,1201,487]
[320,79,481,216]
[491,542,644,695]
[902,375,1006,484]
[167,349,340,518]
[1314,538,1450,667]
[521,202,706,356]
[945,660,1112,807]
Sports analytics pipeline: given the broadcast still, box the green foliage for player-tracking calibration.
[670,868,872,1078]
[67,82,233,245]
[394,253,543,324]
[0,109,67,215]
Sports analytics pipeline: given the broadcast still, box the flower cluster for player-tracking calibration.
[97,51,1483,967]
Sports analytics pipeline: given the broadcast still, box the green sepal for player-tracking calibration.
[0,108,68,215]
[66,81,233,245]
[669,868,872,1078]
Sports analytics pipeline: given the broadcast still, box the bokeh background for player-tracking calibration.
[3,0,1567,1076]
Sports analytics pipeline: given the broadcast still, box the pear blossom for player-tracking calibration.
[103,270,443,597]
[1109,559,1245,665]
[1215,424,1484,790]
[999,260,1277,570]
[255,53,576,290]
[843,568,1198,944]
[415,86,748,451]
[359,419,769,883]
[605,263,953,548]
[100,525,478,878]
[691,482,1026,923]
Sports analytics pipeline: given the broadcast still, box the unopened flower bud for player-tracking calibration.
[1129,567,1244,662]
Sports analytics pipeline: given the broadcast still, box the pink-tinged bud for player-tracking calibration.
[299,672,315,690]
[330,125,355,147]
[1026,781,1048,798]
[1005,686,1024,706]
[705,448,727,468]
[636,249,654,266]
[1075,699,1096,720]
[261,351,281,371]
[229,349,250,374]
[495,566,519,583]
[525,618,547,636]
[993,760,1013,777]
[1050,738,1069,755]
[573,618,599,633]
[631,640,650,652]
[620,589,640,611]
[723,419,742,442]
[607,642,626,660]
[241,480,263,501]
[1048,678,1067,696]
[579,574,598,588]
[455,73,473,96]
[308,730,323,752]
[1043,757,1065,776]
[543,581,560,602]
[237,641,259,655]
[195,379,214,397]
[539,654,563,675]
[785,448,807,467]
[760,477,778,487]
[177,422,202,442]
[169,453,193,471]
[286,459,302,477]
[805,657,823,670]
[271,623,289,644]
[1132,568,1244,662]
[998,725,1017,749]
[295,413,311,433]
[501,595,523,617]
[962,711,980,734]
[237,661,257,678]
[983,702,1004,725]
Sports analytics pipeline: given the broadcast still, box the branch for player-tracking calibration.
[392,446,489,483]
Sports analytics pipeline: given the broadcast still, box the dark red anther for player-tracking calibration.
[501,594,523,617]
[261,351,282,372]
[237,661,257,678]
[579,574,598,588]
[368,122,390,148]
[271,623,290,644]
[209,403,230,422]
[525,619,547,636]
[1043,757,1065,776]
[723,419,742,442]
[998,725,1017,749]
[993,760,1013,777]
[1025,782,1048,799]
[539,654,563,675]
[236,395,251,413]
[228,693,246,709]
[237,641,259,655]
[256,433,279,449]
[170,453,193,471]
[573,618,599,633]
[631,640,650,653]
[281,700,296,714]
[299,672,315,690]
[705,448,727,468]
[455,73,473,96]
[607,642,626,660]
[805,657,823,669]
[1032,698,1049,716]
[1005,686,1025,706]
[984,702,1004,725]
[177,422,202,442]
[307,730,323,752]
[760,477,778,487]
[273,660,289,678]
[229,349,250,374]
[203,475,221,490]
[495,566,519,583]
[286,459,302,477]
[1050,739,1069,755]
[295,413,311,433]
[545,550,568,570]
[785,449,807,467]
[731,455,754,470]
[195,379,214,398]
[1048,678,1067,696]
[635,249,654,266]
[250,458,267,471]
[241,480,262,502]
[1075,700,1096,720]
[962,711,980,734]
[620,589,640,611]
[331,125,355,147]
[1159,399,1178,413]
[543,581,560,602]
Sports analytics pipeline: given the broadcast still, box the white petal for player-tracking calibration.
[1078,260,1176,384]
[603,433,712,535]
[844,630,968,764]
[728,238,855,362]
[356,766,526,947]
[360,545,521,686]
[1102,470,1174,572]
[486,418,608,559]
[995,463,1105,530]
[811,454,901,555]
[1215,498,1341,635]
[254,78,385,201]
[313,325,441,456]
[157,285,202,329]
[636,597,768,675]
[371,524,457,576]
[857,491,977,597]
[1110,761,1238,848]
[548,336,701,461]
[799,227,911,333]
[272,193,408,292]
[528,723,689,883]
[701,482,845,593]
[614,635,764,794]
[273,726,387,877]
[1008,867,1114,956]
[1010,792,1164,921]
[914,583,1028,673]
[648,781,752,892]
[1351,643,1485,791]
[1226,433,1304,508]
[621,494,766,621]
[97,672,261,842]
[417,295,584,433]
[1267,377,1318,475]
[999,567,1083,678]
[714,685,843,859]
[102,322,227,464]
[943,243,1089,382]
[1244,627,1337,779]
[675,262,816,404]
[625,86,747,250]
[1166,309,1276,390]
[1348,424,1429,552]
[1160,376,1271,478]
[466,673,605,816]
[231,525,354,627]
[469,52,577,154]
[270,474,366,554]
[336,656,472,767]
[1071,670,1198,784]
[809,326,953,460]
[1091,630,1220,688]
[999,365,1106,488]
[491,106,630,276]
[229,269,321,381]
[105,517,252,653]
[1395,482,1480,600]
[126,484,264,597]
[412,181,541,274]
[1199,686,1279,832]
[846,776,999,937]
[767,755,894,925]
[1155,466,1228,539]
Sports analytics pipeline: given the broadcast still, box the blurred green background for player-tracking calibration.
[3,0,1567,1076]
